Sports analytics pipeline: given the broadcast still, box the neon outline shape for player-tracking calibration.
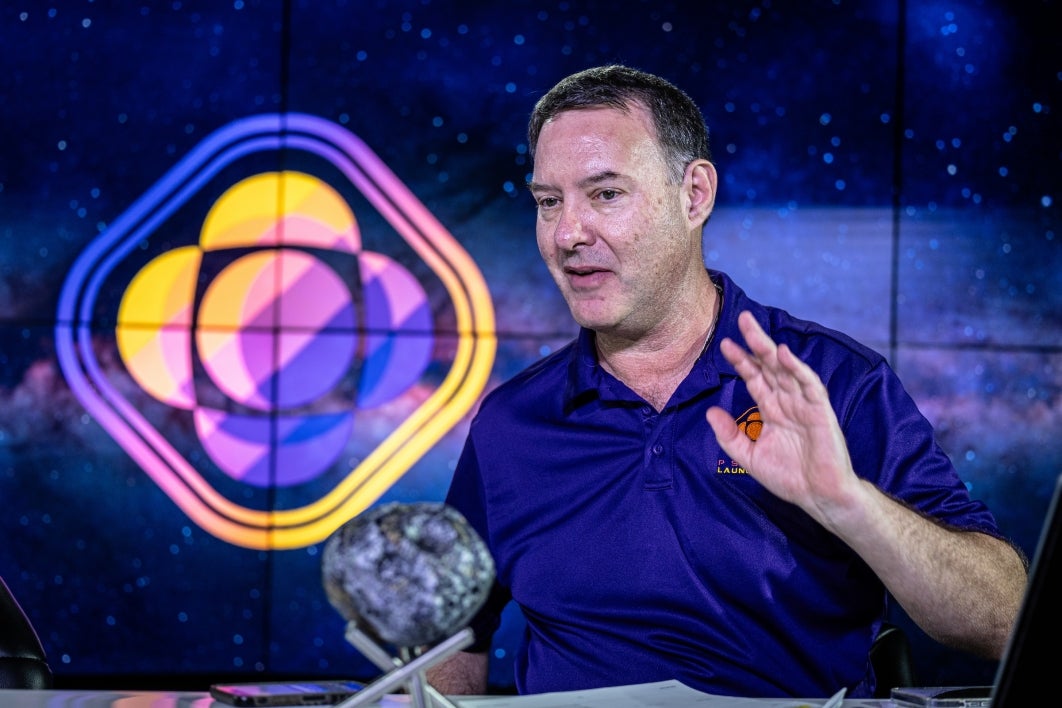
[55,113,496,549]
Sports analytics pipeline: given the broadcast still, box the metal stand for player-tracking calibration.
[334,622,473,708]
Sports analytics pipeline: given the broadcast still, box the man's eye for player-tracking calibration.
[538,196,559,208]
[598,189,619,201]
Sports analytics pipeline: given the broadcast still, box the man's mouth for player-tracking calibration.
[564,265,610,289]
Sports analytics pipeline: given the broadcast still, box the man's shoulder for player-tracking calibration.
[479,339,577,410]
[713,269,887,373]
[715,270,887,377]
[766,308,885,369]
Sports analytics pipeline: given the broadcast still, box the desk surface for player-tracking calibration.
[0,688,217,706]
[0,687,890,708]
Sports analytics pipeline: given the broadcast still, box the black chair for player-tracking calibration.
[0,576,53,689]
[869,621,917,698]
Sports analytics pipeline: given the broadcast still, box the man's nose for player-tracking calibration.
[552,204,591,249]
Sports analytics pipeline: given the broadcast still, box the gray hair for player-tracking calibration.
[528,65,712,183]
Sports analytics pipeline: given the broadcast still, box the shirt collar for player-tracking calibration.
[563,270,754,409]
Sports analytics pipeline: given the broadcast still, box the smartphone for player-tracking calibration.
[890,685,994,708]
[209,680,365,707]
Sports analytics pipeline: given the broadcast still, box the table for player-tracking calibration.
[0,687,891,708]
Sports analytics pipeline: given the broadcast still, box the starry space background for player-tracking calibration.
[0,0,1059,695]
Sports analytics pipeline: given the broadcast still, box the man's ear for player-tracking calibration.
[685,159,717,227]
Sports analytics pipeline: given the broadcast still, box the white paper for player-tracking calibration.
[446,680,866,708]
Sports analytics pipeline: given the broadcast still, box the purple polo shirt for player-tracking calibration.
[445,270,1000,698]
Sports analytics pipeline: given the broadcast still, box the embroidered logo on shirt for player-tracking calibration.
[715,407,762,475]
[717,460,747,475]
[736,406,763,441]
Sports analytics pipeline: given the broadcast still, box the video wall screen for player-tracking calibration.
[1,0,1058,692]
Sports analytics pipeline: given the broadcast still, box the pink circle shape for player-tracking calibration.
[196,249,356,411]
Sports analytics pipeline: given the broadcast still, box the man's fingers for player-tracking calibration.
[776,343,831,403]
[718,336,752,372]
[733,312,789,392]
[733,312,814,397]
[736,310,777,361]
[719,337,774,402]
[706,406,753,465]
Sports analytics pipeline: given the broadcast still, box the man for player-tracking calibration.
[426,65,1027,698]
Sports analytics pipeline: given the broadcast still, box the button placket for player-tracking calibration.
[643,408,673,489]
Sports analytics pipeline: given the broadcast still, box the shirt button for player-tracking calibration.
[652,444,664,455]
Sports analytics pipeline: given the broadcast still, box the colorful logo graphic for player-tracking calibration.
[55,114,496,549]
[735,407,763,441]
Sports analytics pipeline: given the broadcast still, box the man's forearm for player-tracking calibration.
[425,650,490,695]
[835,480,1027,658]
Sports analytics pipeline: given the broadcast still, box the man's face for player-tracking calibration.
[529,105,700,339]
